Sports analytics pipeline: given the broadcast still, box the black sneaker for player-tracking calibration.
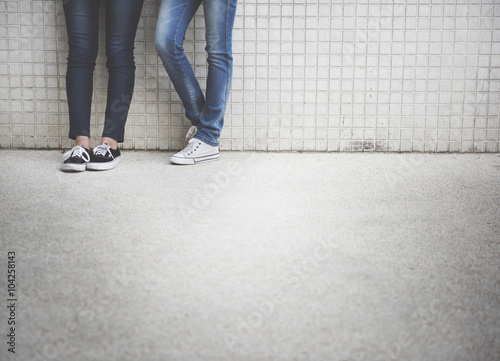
[61,145,91,172]
[86,141,121,171]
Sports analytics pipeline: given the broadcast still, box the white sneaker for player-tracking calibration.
[170,138,219,165]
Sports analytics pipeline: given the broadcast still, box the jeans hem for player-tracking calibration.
[69,131,90,140]
[102,133,124,143]
[193,133,218,147]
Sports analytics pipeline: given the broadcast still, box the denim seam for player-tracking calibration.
[212,0,232,134]
[174,0,200,120]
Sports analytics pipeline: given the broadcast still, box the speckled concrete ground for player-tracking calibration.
[0,150,499,361]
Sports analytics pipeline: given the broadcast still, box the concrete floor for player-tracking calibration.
[0,149,499,361]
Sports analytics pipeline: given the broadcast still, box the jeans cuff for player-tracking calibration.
[193,133,218,147]
[69,130,90,140]
[102,132,124,143]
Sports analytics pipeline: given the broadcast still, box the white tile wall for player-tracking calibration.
[0,0,499,152]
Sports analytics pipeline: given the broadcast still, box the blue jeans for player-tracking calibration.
[154,0,238,147]
[63,0,144,142]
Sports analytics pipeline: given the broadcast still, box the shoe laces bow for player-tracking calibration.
[94,142,112,158]
[64,146,90,162]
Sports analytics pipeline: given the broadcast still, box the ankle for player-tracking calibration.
[100,137,118,149]
[75,136,90,150]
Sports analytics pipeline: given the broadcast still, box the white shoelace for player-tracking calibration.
[181,139,200,156]
[63,146,90,162]
[93,141,113,158]
[185,126,198,142]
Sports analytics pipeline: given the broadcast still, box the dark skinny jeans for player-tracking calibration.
[63,0,144,142]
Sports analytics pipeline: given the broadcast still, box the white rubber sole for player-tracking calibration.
[86,156,121,171]
[61,162,87,172]
[170,153,220,165]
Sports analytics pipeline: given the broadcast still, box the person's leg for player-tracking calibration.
[63,0,100,145]
[154,0,204,127]
[194,0,238,147]
[101,0,144,147]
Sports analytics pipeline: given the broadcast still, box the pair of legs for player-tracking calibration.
[63,0,144,150]
[154,0,238,148]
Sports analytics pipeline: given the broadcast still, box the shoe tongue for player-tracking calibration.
[95,144,109,156]
[186,126,198,141]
